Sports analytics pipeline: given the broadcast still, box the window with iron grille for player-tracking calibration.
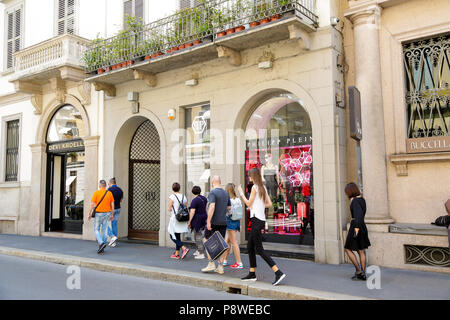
[56,0,76,35]
[5,119,20,182]
[4,4,23,71]
[124,0,144,26]
[403,34,450,138]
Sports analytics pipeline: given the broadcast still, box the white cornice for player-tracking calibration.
[0,91,30,107]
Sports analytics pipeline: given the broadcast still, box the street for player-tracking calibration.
[0,254,259,300]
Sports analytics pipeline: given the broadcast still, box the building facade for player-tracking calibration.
[343,0,450,272]
[0,0,448,272]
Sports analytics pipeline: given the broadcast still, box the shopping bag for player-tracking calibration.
[204,231,229,261]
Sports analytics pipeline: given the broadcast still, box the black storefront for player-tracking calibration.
[44,105,85,234]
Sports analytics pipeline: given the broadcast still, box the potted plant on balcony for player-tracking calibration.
[233,0,247,32]
[212,6,227,37]
[82,36,104,75]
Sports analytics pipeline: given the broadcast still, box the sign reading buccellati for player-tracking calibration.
[406,136,450,154]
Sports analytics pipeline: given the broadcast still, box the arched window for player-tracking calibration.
[47,105,84,143]
[245,93,314,246]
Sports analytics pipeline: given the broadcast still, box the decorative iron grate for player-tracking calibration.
[405,245,450,268]
[83,0,318,73]
[129,120,161,232]
[403,34,450,138]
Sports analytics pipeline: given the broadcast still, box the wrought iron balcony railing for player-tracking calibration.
[83,0,318,74]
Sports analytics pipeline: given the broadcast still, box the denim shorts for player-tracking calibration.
[226,216,241,231]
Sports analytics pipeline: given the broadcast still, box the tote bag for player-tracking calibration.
[204,231,229,261]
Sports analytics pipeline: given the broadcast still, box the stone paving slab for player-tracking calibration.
[0,234,449,300]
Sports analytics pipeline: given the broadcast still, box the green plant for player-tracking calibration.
[82,35,104,71]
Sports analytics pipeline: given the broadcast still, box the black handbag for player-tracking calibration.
[173,194,189,222]
[204,231,229,261]
[90,190,109,218]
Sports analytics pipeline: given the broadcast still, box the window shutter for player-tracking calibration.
[57,0,76,35]
[135,0,144,20]
[179,0,191,9]
[124,0,133,25]
[5,7,22,70]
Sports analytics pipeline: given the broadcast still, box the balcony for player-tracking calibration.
[83,0,318,94]
[10,34,91,89]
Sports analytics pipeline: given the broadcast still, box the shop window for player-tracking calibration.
[45,105,85,234]
[5,119,20,182]
[185,104,211,202]
[245,93,314,246]
[56,0,77,35]
[403,33,450,138]
[47,105,84,142]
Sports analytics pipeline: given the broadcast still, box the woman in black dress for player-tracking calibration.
[344,183,371,281]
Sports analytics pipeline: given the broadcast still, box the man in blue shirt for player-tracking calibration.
[107,178,123,247]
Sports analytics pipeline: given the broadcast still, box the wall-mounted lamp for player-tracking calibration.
[128,92,139,114]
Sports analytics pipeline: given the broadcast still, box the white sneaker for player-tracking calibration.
[193,250,200,256]
[110,242,117,248]
[108,236,117,247]
[201,261,216,273]
[215,264,224,274]
[195,253,205,259]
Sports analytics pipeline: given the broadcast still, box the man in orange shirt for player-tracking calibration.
[88,180,115,254]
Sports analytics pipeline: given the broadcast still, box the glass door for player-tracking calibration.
[45,154,65,232]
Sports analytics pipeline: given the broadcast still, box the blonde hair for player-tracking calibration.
[226,183,237,199]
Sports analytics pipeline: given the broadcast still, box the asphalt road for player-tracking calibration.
[0,254,259,300]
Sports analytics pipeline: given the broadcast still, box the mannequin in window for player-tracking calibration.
[261,153,279,200]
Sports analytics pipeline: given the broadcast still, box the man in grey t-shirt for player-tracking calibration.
[201,176,231,274]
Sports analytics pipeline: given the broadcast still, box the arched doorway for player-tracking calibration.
[45,105,85,234]
[244,92,314,247]
[128,120,161,241]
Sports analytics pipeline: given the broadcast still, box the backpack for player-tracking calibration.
[173,194,189,222]
[432,215,450,228]
[229,199,243,221]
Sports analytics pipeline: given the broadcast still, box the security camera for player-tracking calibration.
[330,17,340,27]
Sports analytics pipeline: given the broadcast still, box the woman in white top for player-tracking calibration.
[238,168,286,286]
[167,182,189,260]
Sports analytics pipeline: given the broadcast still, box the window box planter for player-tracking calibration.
[185,42,194,48]
[260,17,270,24]
[97,68,105,74]
[217,31,226,37]
[235,25,245,32]
[193,40,202,46]
[271,14,281,21]
[249,21,260,28]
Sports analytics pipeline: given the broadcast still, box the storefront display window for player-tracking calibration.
[185,104,211,202]
[245,93,314,246]
[45,105,85,234]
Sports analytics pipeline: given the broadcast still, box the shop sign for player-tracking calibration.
[406,136,450,154]
[246,134,312,149]
[47,139,85,153]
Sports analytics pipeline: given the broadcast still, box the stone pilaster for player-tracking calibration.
[345,4,394,224]
[82,136,100,241]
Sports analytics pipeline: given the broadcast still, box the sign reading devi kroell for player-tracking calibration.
[47,139,85,153]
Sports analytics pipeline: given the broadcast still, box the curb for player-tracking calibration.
[0,246,372,300]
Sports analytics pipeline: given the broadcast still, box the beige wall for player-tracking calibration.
[102,26,347,264]
[343,0,450,225]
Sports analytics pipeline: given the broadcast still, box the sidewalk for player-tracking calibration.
[0,234,449,300]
